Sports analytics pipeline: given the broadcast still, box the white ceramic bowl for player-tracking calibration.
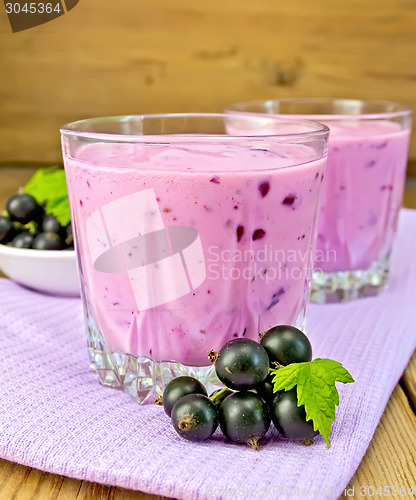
[0,244,80,297]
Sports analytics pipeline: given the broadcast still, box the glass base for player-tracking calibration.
[85,317,222,404]
[310,257,390,304]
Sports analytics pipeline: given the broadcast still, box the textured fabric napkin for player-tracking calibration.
[1,209,416,500]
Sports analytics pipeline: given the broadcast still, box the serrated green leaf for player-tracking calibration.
[270,362,306,392]
[23,166,71,226]
[271,358,355,448]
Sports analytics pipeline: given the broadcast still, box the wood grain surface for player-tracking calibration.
[0,167,415,499]
[1,0,416,173]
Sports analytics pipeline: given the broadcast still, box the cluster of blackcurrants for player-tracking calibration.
[162,325,318,450]
[0,192,73,250]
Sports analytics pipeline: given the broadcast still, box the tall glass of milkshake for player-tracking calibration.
[61,113,328,403]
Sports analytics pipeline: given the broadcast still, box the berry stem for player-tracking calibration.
[178,415,197,431]
[210,387,229,402]
[246,436,261,451]
[207,349,218,364]
[258,330,266,341]
[301,438,314,446]
[269,361,283,372]
[153,395,163,405]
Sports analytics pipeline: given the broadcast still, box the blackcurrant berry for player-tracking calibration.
[209,388,234,409]
[65,222,73,247]
[260,325,312,366]
[249,374,275,401]
[171,394,218,442]
[0,216,16,244]
[6,193,42,224]
[12,232,35,249]
[214,338,269,390]
[32,232,62,250]
[271,388,318,442]
[42,215,63,235]
[163,376,207,417]
[219,391,270,449]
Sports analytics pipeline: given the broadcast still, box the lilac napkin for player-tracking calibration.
[1,210,416,500]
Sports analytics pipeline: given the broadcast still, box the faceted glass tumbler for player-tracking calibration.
[227,99,412,302]
[61,113,328,403]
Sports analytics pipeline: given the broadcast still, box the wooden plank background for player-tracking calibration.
[1,0,416,174]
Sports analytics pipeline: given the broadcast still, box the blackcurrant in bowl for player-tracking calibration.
[6,193,43,224]
[32,232,62,250]
[11,232,35,249]
[0,180,77,296]
[0,216,17,245]
[42,215,65,239]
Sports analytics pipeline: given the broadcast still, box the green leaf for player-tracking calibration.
[23,166,71,226]
[271,358,355,448]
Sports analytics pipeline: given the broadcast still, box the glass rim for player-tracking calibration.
[226,98,413,121]
[60,112,330,143]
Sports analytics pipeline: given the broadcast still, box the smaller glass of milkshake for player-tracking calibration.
[226,99,412,303]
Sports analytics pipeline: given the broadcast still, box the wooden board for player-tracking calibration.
[1,0,416,174]
[402,344,416,414]
[343,380,416,499]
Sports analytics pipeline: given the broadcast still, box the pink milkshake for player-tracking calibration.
[226,100,412,302]
[316,121,410,273]
[61,114,328,402]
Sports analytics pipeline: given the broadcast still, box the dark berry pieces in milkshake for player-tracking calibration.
[266,287,286,310]
[252,229,265,241]
[282,195,296,206]
[258,181,270,198]
[236,225,245,242]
